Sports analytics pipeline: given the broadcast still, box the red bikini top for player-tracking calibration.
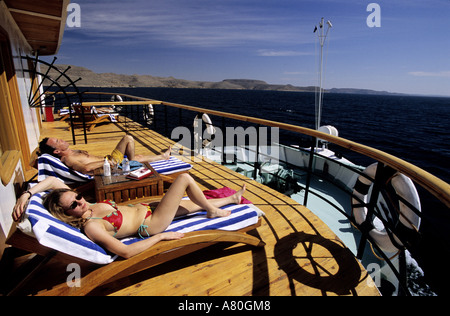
[91,200,122,236]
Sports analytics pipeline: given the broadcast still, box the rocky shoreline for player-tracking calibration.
[42,64,400,95]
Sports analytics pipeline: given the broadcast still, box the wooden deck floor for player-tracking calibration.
[26,118,379,296]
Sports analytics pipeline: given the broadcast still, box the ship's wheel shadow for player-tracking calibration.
[274,232,363,296]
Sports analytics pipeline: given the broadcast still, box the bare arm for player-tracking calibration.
[84,221,184,259]
[83,161,105,174]
[63,155,104,175]
[13,177,70,222]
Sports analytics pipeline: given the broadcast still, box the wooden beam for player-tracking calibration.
[8,8,63,21]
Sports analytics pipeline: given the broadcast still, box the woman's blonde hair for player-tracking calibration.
[43,189,87,230]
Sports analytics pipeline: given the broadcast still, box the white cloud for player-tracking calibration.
[283,71,308,75]
[75,0,310,48]
[257,50,312,57]
[408,71,450,78]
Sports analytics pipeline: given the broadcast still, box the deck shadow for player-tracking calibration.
[274,232,362,296]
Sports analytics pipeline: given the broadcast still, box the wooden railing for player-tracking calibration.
[50,90,449,209]
[78,95,449,209]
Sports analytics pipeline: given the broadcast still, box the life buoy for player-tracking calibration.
[193,113,216,148]
[352,163,421,253]
[143,104,154,125]
[147,104,154,117]
[110,95,123,112]
[111,95,123,102]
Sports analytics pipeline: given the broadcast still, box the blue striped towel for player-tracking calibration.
[38,154,93,185]
[150,156,192,175]
[91,107,118,122]
[38,155,191,186]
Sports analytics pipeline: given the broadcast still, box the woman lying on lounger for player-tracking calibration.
[13,174,246,259]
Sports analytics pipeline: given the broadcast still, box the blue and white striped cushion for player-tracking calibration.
[165,204,260,233]
[25,192,114,264]
[38,154,93,185]
[150,156,192,175]
[23,193,261,265]
[38,155,190,185]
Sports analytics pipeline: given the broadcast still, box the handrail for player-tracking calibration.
[82,101,162,106]
[65,91,450,208]
[153,100,450,208]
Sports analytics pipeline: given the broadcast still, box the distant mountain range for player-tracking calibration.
[43,64,402,95]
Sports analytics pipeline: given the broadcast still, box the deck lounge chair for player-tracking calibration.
[38,154,192,185]
[67,104,119,132]
[38,154,94,185]
[6,190,265,296]
[58,108,73,121]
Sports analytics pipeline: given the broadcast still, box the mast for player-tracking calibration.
[314,18,332,131]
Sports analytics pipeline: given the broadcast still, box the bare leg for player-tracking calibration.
[146,174,235,235]
[114,135,136,160]
[115,136,171,163]
[134,146,171,163]
[176,184,246,216]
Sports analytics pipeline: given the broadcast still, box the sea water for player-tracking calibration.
[96,87,449,183]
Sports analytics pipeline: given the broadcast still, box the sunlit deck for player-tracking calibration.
[19,117,379,296]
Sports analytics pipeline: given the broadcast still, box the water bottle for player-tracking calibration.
[103,157,111,177]
[122,155,130,175]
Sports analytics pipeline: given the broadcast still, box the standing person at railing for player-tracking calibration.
[38,135,171,175]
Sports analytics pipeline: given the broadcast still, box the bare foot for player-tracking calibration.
[233,184,247,204]
[162,146,172,160]
[207,208,232,219]
[206,185,246,218]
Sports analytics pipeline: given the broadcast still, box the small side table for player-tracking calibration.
[94,163,163,203]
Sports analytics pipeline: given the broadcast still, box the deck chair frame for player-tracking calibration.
[5,197,264,296]
[68,105,119,132]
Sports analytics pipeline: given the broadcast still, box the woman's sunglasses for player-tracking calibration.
[69,194,83,210]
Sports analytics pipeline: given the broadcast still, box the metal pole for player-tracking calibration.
[314,18,332,147]
[303,138,316,206]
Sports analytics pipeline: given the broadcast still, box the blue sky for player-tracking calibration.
[54,0,450,96]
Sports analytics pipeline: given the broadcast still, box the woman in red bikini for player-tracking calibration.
[13,174,246,259]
